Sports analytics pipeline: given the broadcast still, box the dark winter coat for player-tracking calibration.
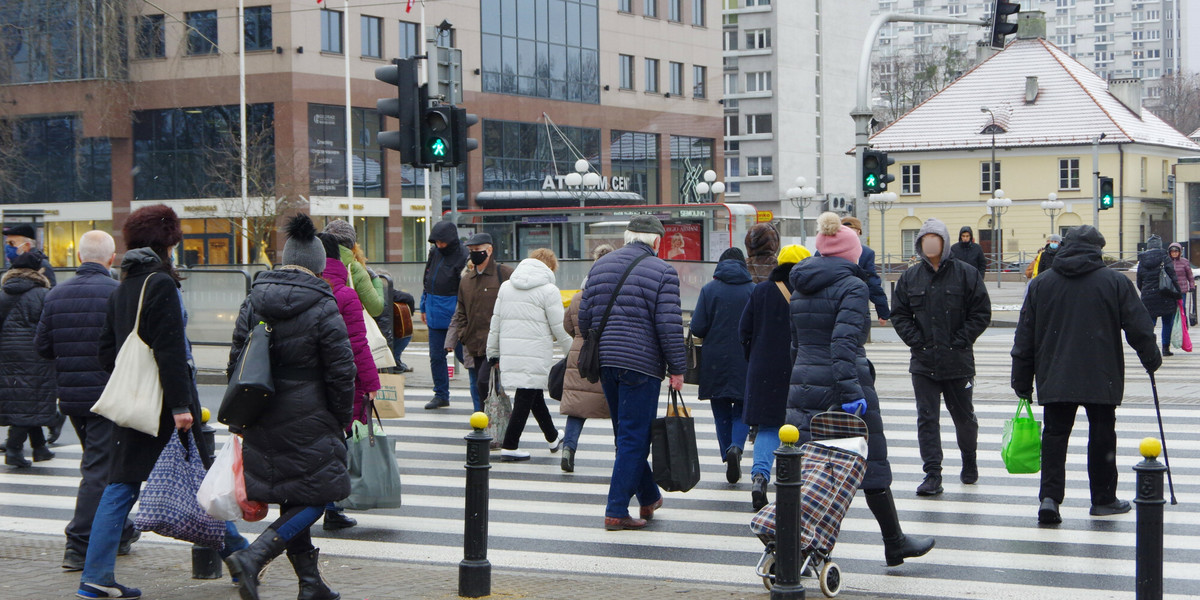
[35,262,118,417]
[228,268,357,506]
[1136,240,1177,318]
[447,260,513,358]
[950,226,988,274]
[99,250,196,483]
[421,221,469,329]
[1035,245,1058,275]
[689,259,754,400]
[1168,243,1196,293]
[0,268,57,428]
[739,263,795,427]
[891,220,992,381]
[860,245,891,320]
[578,241,687,379]
[1012,226,1160,405]
[745,223,781,284]
[785,256,891,490]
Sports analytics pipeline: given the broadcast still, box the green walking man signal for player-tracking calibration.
[1098,176,1114,210]
[430,138,447,157]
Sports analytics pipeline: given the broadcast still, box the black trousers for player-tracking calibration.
[65,415,135,554]
[912,374,978,474]
[472,355,495,403]
[502,388,558,451]
[1039,403,1118,506]
[5,425,46,452]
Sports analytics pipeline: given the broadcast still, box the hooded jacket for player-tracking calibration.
[322,257,379,419]
[689,258,754,400]
[891,219,992,380]
[229,267,357,505]
[745,223,781,284]
[1168,242,1196,294]
[421,221,469,329]
[1137,236,1178,317]
[1012,226,1160,405]
[486,258,572,390]
[785,256,891,490]
[739,262,796,427]
[35,261,119,417]
[950,226,988,274]
[0,267,57,428]
[561,290,609,419]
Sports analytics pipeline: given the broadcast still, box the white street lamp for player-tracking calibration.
[986,192,1013,287]
[564,159,600,207]
[694,169,725,203]
[1041,193,1065,236]
[787,176,818,245]
[869,191,898,273]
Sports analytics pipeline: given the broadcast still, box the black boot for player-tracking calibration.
[865,488,935,567]
[322,508,357,531]
[5,445,30,468]
[960,454,978,485]
[32,446,55,462]
[751,474,769,511]
[225,528,288,600]
[1163,343,1174,357]
[288,548,340,600]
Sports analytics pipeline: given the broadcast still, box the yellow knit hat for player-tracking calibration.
[777,244,812,265]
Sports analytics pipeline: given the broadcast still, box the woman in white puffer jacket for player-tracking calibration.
[487,249,573,461]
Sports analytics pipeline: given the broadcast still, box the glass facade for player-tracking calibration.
[308,104,384,197]
[482,119,601,191]
[0,0,127,84]
[244,6,273,52]
[1,115,110,204]
[132,104,274,200]
[187,10,218,55]
[610,131,660,204]
[44,220,114,269]
[136,15,165,59]
[480,0,600,104]
[670,135,715,204]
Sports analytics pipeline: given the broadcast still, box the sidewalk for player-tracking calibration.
[0,532,909,600]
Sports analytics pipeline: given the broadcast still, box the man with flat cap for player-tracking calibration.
[445,232,513,411]
[4,223,56,286]
[578,215,686,530]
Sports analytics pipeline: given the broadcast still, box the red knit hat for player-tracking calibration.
[815,212,862,264]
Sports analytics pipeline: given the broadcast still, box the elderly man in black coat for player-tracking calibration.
[1012,225,1160,524]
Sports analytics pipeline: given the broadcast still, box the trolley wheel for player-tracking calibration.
[760,553,775,591]
[819,561,841,598]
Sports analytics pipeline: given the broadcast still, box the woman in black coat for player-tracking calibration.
[224,214,356,600]
[1136,235,1178,355]
[786,213,934,568]
[0,251,57,467]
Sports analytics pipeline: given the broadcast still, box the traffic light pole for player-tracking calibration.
[1093,134,1103,229]
[426,27,444,223]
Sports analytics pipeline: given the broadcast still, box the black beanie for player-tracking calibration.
[719,247,746,263]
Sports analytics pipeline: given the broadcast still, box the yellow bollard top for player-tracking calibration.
[780,424,800,445]
[470,412,489,430]
[1139,437,1162,459]
[200,407,211,424]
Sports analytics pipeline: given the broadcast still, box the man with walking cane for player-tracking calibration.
[1011,225,1161,525]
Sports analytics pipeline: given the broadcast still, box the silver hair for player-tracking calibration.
[78,230,115,263]
[623,230,661,247]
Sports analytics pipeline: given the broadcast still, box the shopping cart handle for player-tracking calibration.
[841,399,867,416]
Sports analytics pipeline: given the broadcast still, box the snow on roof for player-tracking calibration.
[869,38,1200,153]
[1191,126,1200,141]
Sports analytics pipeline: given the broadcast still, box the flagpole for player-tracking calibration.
[344,0,354,230]
[239,0,249,263]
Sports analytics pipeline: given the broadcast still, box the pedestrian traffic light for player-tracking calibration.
[862,149,895,194]
[990,0,1020,49]
[375,58,425,167]
[449,107,479,168]
[1099,176,1114,210]
[421,105,454,167]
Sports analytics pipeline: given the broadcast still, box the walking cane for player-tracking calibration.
[1146,371,1178,505]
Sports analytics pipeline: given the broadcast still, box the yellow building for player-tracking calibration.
[866,33,1200,267]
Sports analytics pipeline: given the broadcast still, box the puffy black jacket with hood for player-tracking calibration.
[0,266,57,427]
[421,221,469,329]
[739,262,796,428]
[891,219,992,381]
[1012,225,1160,405]
[785,255,891,490]
[689,258,754,400]
[1136,235,1177,318]
[950,226,988,274]
[35,261,119,416]
[228,268,357,506]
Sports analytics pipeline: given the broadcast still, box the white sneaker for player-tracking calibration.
[500,449,530,461]
[548,429,565,453]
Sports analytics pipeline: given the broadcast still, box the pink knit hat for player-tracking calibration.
[815,212,862,264]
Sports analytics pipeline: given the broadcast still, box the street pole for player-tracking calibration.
[344,0,354,227]
[426,26,443,221]
[1092,133,1104,230]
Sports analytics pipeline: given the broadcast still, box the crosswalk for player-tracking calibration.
[2,373,1198,599]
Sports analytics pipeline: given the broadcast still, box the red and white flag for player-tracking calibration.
[406,0,415,12]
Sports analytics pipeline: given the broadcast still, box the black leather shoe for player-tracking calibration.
[725,447,742,484]
[916,473,943,496]
[1038,498,1062,524]
[424,397,450,410]
[62,547,85,571]
[32,446,55,462]
[1089,499,1131,516]
[322,508,357,531]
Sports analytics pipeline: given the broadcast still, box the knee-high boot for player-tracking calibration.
[288,548,340,600]
[864,488,935,567]
[225,528,288,600]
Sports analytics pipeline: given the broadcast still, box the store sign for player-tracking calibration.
[541,174,632,192]
[757,210,774,223]
[309,106,346,196]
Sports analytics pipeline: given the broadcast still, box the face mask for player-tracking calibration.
[470,250,489,266]
[1049,243,1059,250]
[4,245,17,262]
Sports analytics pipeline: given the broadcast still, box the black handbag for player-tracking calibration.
[651,389,701,493]
[1159,259,1183,300]
[218,321,274,429]
[548,357,566,401]
[684,333,702,385]
[578,253,651,383]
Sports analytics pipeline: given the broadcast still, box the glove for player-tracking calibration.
[488,357,499,366]
[841,399,867,416]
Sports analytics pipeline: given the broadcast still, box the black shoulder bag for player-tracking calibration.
[1159,258,1183,300]
[219,319,274,429]
[578,253,651,383]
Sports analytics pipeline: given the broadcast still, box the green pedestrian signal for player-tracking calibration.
[1098,176,1114,210]
[421,105,454,166]
[862,149,894,194]
[865,173,877,188]
[430,138,447,157]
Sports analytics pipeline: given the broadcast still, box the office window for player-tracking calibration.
[692,0,706,25]
[361,16,382,58]
[321,9,343,54]
[187,10,218,55]
[724,72,738,94]
[669,0,682,21]
[244,6,272,52]
[1058,158,1080,190]
[725,115,739,136]
[745,0,771,5]
[981,161,1000,193]
[902,164,921,194]
[725,157,740,193]
[619,0,632,12]
[645,58,659,92]
[645,0,658,18]
[746,71,771,92]
[747,156,772,176]
[669,62,684,95]
[746,28,771,49]
[611,130,661,203]
[1,115,110,205]
[723,30,738,51]
[479,0,601,103]
[399,21,419,58]
[693,65,707,98]
[136,15,165,59]
[746,114,772,134]
[620,54,635,89]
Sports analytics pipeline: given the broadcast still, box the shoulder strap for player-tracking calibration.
[774,281,790,302]
[598,253,652,335]
[132,273,156,333]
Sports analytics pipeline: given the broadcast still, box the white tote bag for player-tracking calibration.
[91,274,164,437]
[363,308,397,369]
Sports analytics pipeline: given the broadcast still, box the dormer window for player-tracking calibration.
[981,123,1006,135]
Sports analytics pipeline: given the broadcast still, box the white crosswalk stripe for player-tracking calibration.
[2,377,1197,600]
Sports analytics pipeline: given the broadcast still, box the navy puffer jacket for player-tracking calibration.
[1136,240,1176,318]
[0,268,57,428]
[578,241,687,379]
[35,262,118,416]
[785,256,892,490]
[689,259,754,400]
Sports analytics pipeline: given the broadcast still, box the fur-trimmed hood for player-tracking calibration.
[2,268,52,292]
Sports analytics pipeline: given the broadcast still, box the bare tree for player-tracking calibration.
[1148,71,1200,138]
[872,46,970,127]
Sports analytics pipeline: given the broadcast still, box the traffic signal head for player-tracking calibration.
[862,149,895,194]
[421,105,454,167]
[1099,176,1114,210]
[990,0,1020,49]
[375,58,424,167]
[450,107,479,167]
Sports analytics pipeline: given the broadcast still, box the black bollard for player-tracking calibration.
[771,425,805,600]
[192,423,223,580]
[459,414,493,598]
[1134,438,1167,600]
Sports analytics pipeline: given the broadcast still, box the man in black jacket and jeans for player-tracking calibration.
[1011,225,1160,524]
[950,226,987,275]
[892,218,992,496]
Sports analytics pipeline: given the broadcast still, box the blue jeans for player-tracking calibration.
[1159,312,1176,347]
[599,367,663,519]
[427,328,464,401]
[392,335,411,366]
[563,415,587,451]
[709,397,749,461]
[752,425,781,482]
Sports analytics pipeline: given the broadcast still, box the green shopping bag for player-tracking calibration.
[1001,398,1042,474]
[342,413,403,510]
